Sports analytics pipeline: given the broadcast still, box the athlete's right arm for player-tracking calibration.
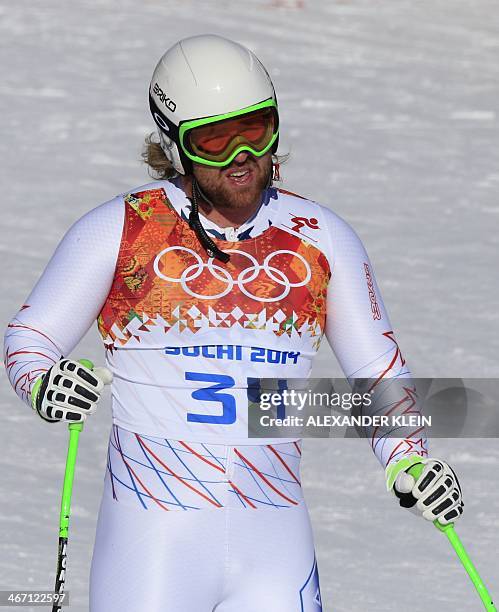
[3,197,124,416]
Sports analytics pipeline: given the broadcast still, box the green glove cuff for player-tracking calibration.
[30,377,44,410]
[385,454,424,492]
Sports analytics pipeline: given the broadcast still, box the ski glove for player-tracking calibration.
[31,359,111,423]
[386,455,463,526]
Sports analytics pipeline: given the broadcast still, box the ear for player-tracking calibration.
[272,161,281,182]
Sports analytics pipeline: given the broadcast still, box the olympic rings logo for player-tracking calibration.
[152,246,311,302]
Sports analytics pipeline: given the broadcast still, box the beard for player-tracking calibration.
[193,155,273,211]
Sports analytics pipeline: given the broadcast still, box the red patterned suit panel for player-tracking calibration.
[98,188,331,346]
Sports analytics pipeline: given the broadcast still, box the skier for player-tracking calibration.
[4,34,463,611]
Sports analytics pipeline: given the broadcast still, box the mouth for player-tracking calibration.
[224,166,254,186]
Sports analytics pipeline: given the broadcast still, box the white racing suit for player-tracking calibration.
[4,179,427,610]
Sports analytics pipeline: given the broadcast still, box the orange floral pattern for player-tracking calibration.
[98,188,331,346]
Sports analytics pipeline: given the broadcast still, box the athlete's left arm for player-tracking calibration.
[321,209,463,524]
[321,209,426,467]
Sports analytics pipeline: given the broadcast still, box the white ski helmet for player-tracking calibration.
[149,34,279,174]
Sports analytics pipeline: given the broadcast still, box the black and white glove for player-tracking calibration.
[31,359,112,423]
[387,456,464,526]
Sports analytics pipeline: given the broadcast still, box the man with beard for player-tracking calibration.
[4,34,463,611]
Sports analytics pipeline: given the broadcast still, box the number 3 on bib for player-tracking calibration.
[186,372,237,424]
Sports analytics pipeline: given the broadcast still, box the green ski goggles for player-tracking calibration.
[178,99,279,168]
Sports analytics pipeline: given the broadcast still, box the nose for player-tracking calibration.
[233,150,250,164]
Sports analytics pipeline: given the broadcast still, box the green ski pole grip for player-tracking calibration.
[53,359,98,610]
[58,359,94,536]
[78,358,94,371]
[408,463,496,611]
[59,425,81,537]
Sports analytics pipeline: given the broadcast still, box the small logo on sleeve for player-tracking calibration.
[282,214,320,242]
[364,262,382,320]
[290,215,319,233]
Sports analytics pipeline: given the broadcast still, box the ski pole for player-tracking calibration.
[408,463,496,611]
[51,359,112,612]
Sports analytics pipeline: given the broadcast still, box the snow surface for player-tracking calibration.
[1,0,498,610]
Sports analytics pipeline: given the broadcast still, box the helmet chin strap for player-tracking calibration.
[188,158,274,264]
[192,178,217,209]
[189,178,230,264]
